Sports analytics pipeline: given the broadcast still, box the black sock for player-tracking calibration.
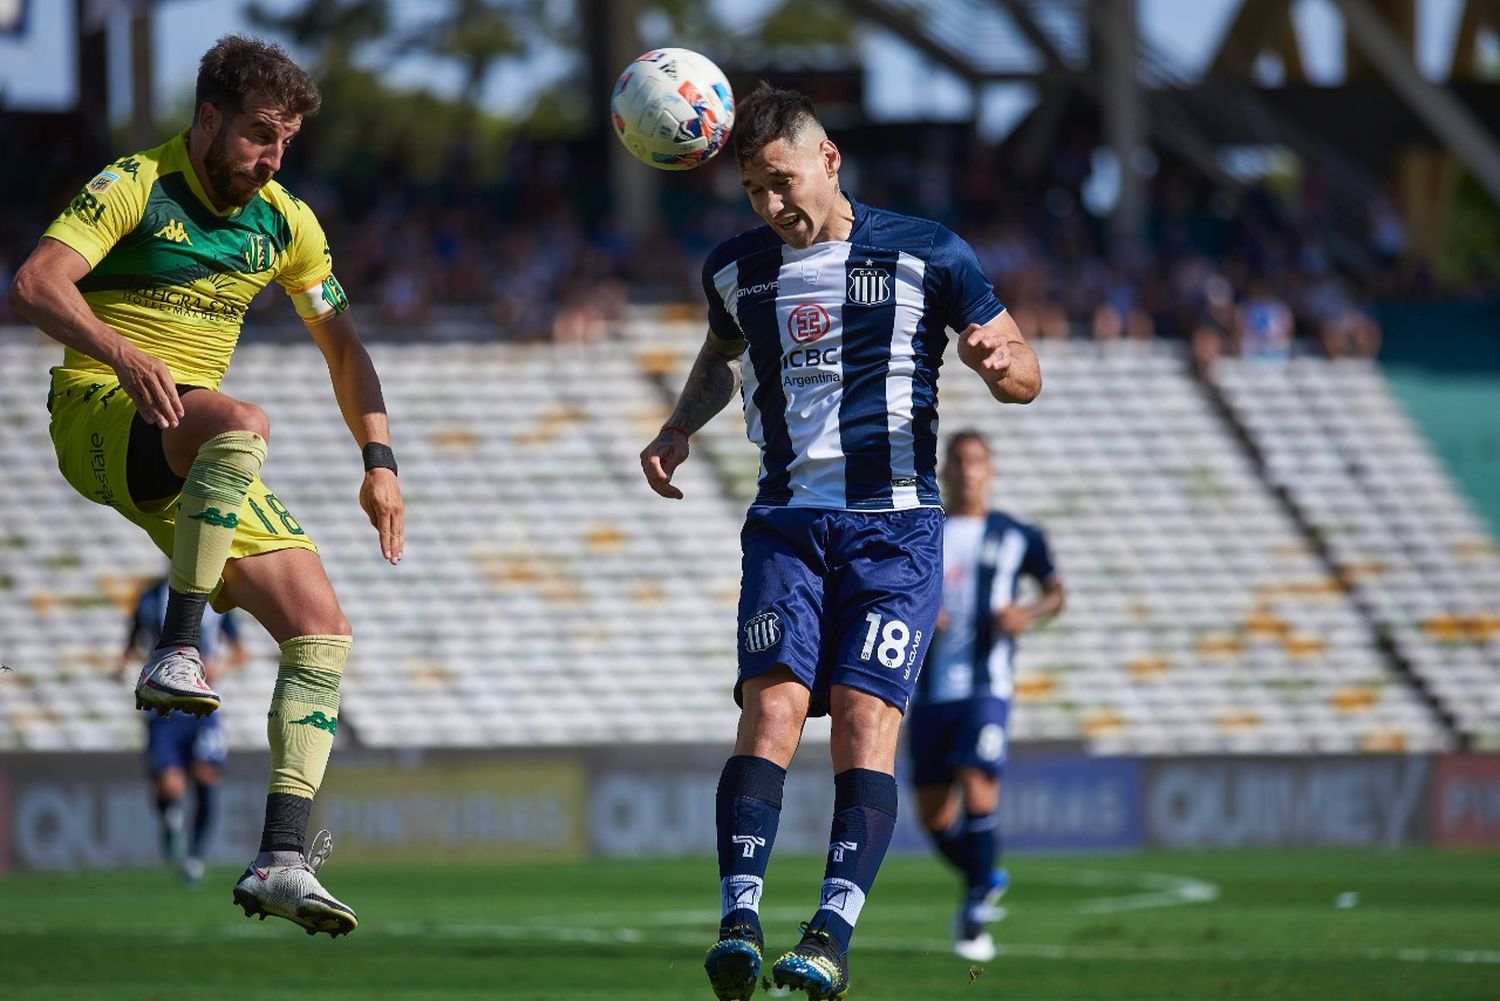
[929,819,969,874]
[191,782,216,858]
[258,793,312,854]
[807,769,898,954]
[156,792,185,858]
[155,589,207,650]
[959,810,1000,902]
[715,755,786,937]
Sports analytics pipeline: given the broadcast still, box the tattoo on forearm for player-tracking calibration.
[666,342,741,435]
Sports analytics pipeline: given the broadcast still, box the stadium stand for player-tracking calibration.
[0,324,1488,754]
[1212,358,1500,750]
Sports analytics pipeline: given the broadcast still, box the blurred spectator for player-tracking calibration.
[1235,274,1295,363]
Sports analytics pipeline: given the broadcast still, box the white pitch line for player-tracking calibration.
[9,921,1497,966]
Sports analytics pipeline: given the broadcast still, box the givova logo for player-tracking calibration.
[743,612,780,653]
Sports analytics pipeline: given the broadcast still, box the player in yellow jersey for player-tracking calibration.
[6,36,404,938]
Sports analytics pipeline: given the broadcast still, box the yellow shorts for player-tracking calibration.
[48,369,318,604]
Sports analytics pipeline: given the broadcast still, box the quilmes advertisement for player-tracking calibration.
[2,750,1497,871]
[0,750,586,872]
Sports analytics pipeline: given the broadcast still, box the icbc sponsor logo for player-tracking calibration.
[787,304,830,344]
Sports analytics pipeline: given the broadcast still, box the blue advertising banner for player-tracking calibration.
[888,755,1144,853]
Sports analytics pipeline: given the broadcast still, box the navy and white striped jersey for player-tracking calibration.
[913,511,1055,704]
[703,196,1004,511]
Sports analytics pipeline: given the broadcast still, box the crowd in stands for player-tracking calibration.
[0,114,1473,365]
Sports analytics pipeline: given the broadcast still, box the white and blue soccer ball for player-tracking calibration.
[610,48,735,171]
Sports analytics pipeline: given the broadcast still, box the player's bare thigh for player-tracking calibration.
[219,548,350,644]
[159,390,271,477]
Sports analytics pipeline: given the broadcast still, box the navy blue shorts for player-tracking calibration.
[145,712,227,776]
[906,697,1011,787]
[736,505,943,716]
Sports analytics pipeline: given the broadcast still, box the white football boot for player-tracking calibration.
[232,830,358,938]
[134,646,220,717]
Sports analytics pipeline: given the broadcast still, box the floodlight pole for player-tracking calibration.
[1333,0,1500,206]
[1095,0,1145,254]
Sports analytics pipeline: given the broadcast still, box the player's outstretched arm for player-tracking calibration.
[307,313,404,564]
[957,310,1041,404]
[639,331,744,500]
[7,239,185,429]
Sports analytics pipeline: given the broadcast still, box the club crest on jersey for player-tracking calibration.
[744,612,781,653]
[847,265,892,306]
[242,234,276,272]
[787,303,831,344]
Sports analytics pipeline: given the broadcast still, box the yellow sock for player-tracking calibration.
[267,634,351,799]
[170,430,267,595]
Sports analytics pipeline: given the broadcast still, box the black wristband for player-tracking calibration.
[362,441,397,476]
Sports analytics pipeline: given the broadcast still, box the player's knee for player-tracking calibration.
[750,697,801,741]
[230,401,270,441]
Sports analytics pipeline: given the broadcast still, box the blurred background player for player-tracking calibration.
[640,82,1040,1001]
[908,430,1065,962]
[6,35,404,937]
[117,572,247,885]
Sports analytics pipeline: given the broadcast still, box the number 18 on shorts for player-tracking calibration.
[735,506,944,715]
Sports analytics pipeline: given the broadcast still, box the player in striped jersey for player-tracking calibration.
[640,83,1041,1001]
[907,431,1065,962]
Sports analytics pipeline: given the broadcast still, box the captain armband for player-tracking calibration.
[290,274,351,324]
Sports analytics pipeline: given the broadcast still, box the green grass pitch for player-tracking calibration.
[2,850,1497,999]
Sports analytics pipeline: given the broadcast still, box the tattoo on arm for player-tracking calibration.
[665,336,743,436]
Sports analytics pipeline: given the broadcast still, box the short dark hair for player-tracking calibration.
[195,35,321,119]
[732,81,820,164]
[945,430,990,464]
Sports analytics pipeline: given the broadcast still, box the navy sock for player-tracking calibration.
[190,782,216,858]
[929,819,969,875]
[807,769,898,954]
[157,793,185,859]
[155,589,206,650]
[715,755,786,937]
[959,810,1000,901]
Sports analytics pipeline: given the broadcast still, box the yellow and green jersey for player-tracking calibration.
[43,129,350,390]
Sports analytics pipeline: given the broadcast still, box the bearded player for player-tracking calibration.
[7,35,404,937]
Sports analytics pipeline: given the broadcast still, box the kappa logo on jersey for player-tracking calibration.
[787,303,831,344]
[829,840,858,862]
[744,612,781,653]
[731,834,767,859]
[848,263,893,306]
[154,219,192,244]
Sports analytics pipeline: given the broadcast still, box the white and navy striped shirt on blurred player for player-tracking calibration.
[703,195,1005,511]
[914,511,1057,705]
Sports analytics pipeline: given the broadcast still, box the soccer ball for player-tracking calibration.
[610,48,735,171]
